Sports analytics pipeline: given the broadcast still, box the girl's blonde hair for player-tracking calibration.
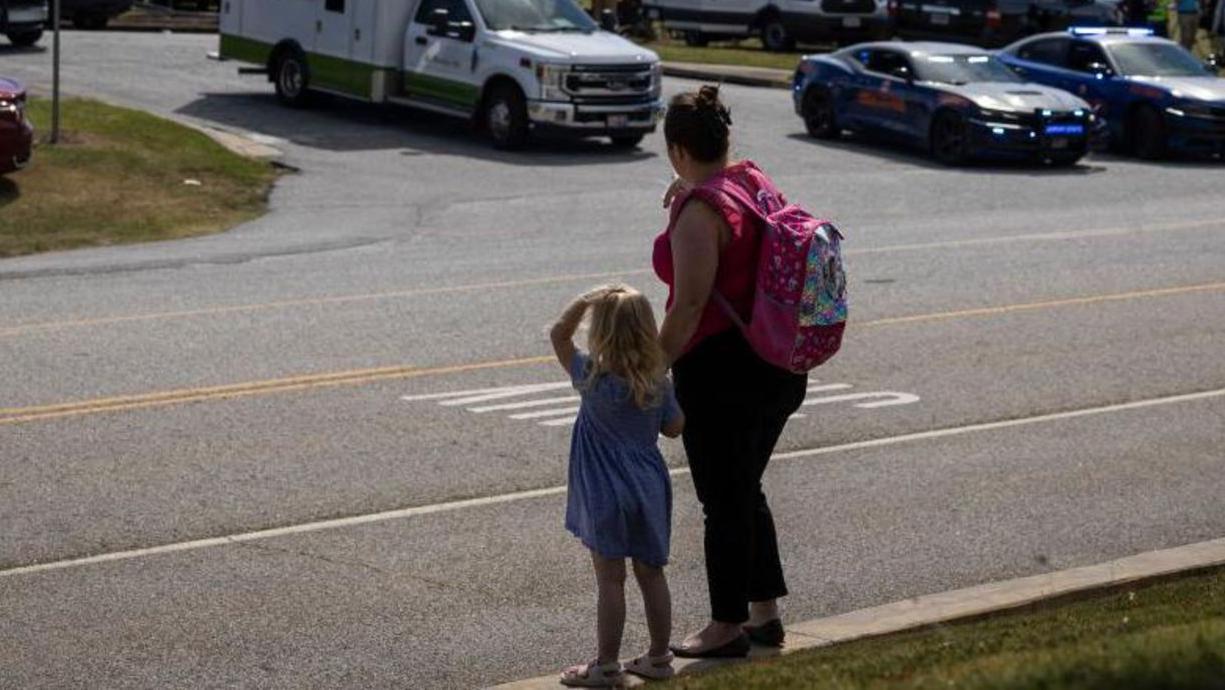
[585,284,667,409]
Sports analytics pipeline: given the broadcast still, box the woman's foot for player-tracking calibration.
[625,650,675,680]
[670,621,750,658]
[560,659,624,688]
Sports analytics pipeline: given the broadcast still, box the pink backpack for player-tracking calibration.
[687,172,847,374]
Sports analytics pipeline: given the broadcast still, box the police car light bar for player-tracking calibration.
[1068,26,1155,36]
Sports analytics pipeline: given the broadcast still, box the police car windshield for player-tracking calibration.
[477,0,598,32]
[1108,43,1209,76]
[913,54,1022,84]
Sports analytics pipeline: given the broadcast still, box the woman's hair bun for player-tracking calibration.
[695,85,732,127]
[664,84,733,162]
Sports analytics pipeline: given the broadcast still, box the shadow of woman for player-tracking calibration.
[0,177,19,209]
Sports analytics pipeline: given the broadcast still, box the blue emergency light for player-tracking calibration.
[1068,27,1154,36]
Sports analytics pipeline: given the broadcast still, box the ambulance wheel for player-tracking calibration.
[610,134,645,149]
[6,30,42,47]
[273,49,312,108]
[486,84,529,150]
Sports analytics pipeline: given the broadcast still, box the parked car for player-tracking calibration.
[60,0,135,30]
[643,0,892,51]
[220,0,663,149]
[794,41,1099,164]
[999,27,1225,157]
[893,0,1124,47]
[2,0,47,46]
[0,77,34,175]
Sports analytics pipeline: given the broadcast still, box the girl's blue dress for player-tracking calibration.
[565,351,679,568]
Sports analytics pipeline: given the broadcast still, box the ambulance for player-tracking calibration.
[219,0,665,148]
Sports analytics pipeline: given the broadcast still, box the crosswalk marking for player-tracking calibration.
[509,406,582,420]
[402,380,920,428]
[471,396,582,413]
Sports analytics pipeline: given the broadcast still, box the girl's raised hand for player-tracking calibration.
[662,177,692,209]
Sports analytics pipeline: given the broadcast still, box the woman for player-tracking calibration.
[653,86,808,658]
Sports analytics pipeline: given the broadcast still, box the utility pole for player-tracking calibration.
[51,0,61,144]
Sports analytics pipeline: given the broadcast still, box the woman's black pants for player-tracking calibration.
[673,329,808,624]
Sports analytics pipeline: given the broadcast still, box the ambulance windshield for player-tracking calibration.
[477,0,599,32]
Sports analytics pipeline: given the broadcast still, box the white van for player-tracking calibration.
[219,0,664,148]
[644,0,892,52]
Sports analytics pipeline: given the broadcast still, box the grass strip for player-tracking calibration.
[669,566,1225,690]
[0,97,276,258]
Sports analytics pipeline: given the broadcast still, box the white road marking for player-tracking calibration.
[508,407,582,420]
[438,383,573,407]
[802,392,922,409]
[5,386,1222,580]
[472,396,581,413]
[400,380,913,428]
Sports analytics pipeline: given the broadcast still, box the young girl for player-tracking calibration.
[550,285,685,687]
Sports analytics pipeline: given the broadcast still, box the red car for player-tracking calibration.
[0,77,34,175]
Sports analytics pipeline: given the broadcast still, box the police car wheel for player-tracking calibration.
[6,30,43,48]
[486,85,529,150]
[803,87,838,140]
[274,51,312,108]
[1131,106,1167,160]
[931,111,970,166]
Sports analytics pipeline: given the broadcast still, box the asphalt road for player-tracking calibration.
[2,32,1224,689]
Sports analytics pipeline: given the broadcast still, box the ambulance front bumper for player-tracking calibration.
[527,99,664,133]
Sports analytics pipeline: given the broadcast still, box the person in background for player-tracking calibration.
[1174,0,1201,52]
[590,0,619,24]
[1211,0,1225,60]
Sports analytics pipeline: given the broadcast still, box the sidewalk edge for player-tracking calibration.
[662,63,791,90]
[490,536,1225,689]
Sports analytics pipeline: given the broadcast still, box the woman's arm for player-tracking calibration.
[659,201,725,365]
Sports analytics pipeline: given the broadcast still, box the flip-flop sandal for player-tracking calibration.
[625,651,675,680]
[560,659,624,688]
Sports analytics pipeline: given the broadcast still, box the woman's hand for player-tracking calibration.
[662,176,693,209]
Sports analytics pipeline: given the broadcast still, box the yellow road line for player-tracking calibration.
[857,280,1225,328]
[0,356,554,425]
[2,280,1223,426]
[3,218,1220,338]
[0,269,650,338]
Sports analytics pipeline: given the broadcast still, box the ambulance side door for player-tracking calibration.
[403,0,481,112]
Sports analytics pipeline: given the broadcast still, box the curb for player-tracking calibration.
[662,62,791,90]
[490,536,1225,689]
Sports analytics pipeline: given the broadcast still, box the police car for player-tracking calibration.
[794,41,1098,165]
[999,28,1225,158]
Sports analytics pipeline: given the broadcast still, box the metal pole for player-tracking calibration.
[51,0,61,144]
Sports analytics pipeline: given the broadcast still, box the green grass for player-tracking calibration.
[669,567,1225,690]
[643,36,812,72]
[0,98,277,258]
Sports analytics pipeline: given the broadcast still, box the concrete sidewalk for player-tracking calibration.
[492,536,1225,689]
[662,62,793,90]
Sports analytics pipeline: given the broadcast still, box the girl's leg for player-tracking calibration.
[631,560,671,656]
[592,552,627,664]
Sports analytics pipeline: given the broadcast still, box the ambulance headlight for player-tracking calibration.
[536,63,569,101]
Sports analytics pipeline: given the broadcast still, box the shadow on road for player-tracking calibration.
[785,132,1109,176]
[0,178,19,209]
[176,92,658,166]
[0,44,46,57]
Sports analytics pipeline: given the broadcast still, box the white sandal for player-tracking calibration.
[625,651,675,680]
[560,659,624,688]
